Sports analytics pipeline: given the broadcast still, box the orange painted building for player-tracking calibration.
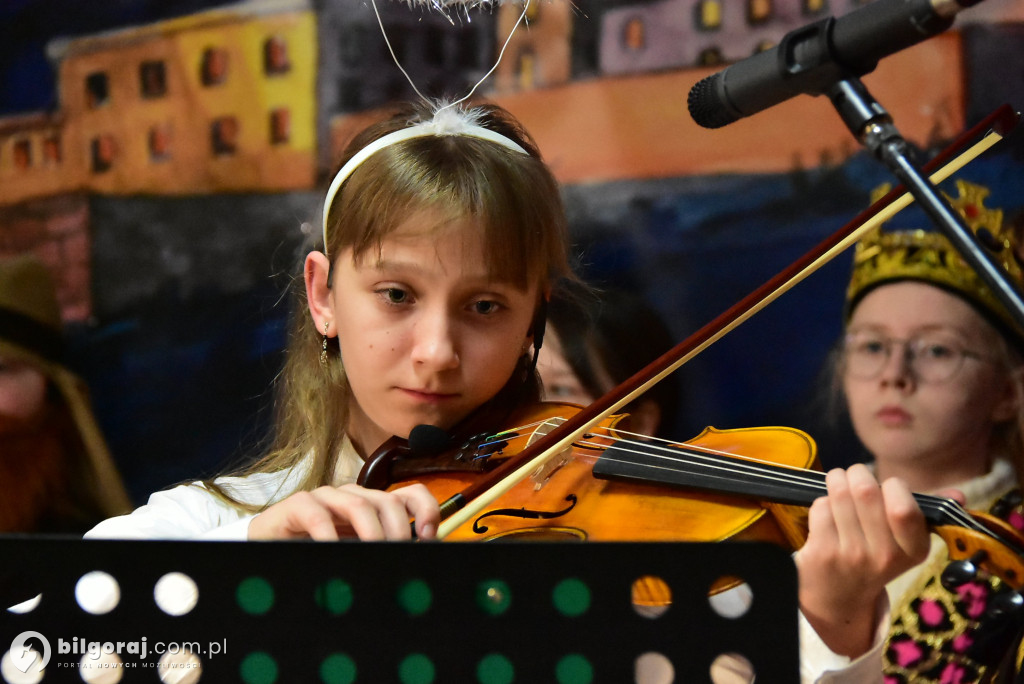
[0,0,317,205]
[0,112,69,202]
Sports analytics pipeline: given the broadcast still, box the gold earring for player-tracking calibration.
[320,321,330,365]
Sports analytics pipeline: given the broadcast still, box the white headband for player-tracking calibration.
[321,107,530,253]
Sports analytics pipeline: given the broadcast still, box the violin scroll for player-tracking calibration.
[933,511,1024,590]
[938,515,1024,669]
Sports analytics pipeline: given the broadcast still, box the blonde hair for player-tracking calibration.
[207,101,571,510]
[987,330,1024,487]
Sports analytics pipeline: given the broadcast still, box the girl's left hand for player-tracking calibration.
[795,464,930,658]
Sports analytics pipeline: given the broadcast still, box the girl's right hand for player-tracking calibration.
[248,483,440,541]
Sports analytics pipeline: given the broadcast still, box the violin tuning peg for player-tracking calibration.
[942,558,981,590]
[985,588,1024,624]
[989,490,1024,519]
[966,589,1024,666]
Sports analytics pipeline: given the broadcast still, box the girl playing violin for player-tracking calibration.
[833,179,1024,683]
[88,100,931,682]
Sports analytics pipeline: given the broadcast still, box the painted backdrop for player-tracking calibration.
[1,0,1023,502]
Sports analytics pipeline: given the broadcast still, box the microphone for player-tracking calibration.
[687,0,986,129]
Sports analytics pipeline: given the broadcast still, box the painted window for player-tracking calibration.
[518,49,535,90]
[86,72,109,109]
[457,26,480,66]
[149,124,171,161]
[384,76,407,103]
[43,136,61,165]
[211,117,239,155]
[425,26,445,67]
[623,17,646,51]
[339,77,362,110]
[381,28,407,63]
[13,140,31,169]
[524,0,540,23]
[748,0,773,24]
[91,135,115,173]
[695,1,723,31]
[201,48,229,86]
[264,36,291,75]
[697,46,724,66]
[140,60,167,98]
[340,25,366,68]
[269,108,290,145]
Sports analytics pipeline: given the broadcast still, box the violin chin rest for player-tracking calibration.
[409,424,450,456]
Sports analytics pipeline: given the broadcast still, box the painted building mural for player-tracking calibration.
[1,0,1023,501]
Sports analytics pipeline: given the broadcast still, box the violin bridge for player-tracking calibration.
[526,416,571,490]
[530,451,571,491]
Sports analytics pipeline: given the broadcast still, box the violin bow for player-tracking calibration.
[436,104,1020,539]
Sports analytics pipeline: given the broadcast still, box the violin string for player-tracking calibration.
[486,421,835,499]
[577,433,828,497]
[476,419,995,540]
[482,418,568,441]
[581,432,1000,539]
[481,420,997,538]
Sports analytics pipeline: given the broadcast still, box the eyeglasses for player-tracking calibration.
[842,330,988,383]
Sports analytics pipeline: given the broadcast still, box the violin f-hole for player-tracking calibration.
[472,494,579,534]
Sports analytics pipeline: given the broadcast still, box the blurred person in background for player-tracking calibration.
[826,179,1024,683]
[537,284,681,439]
[0,253,131,533]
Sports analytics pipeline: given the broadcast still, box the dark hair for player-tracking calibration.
[546,284,681,438]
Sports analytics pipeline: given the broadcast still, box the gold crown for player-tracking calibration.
[846,179,1024,341]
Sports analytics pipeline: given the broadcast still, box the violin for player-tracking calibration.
[362,401,815,546]
[359,400,1024,596]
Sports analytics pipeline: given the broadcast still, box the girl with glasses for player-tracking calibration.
[835,179,1024,683]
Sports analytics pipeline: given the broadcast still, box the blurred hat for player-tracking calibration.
[0,254,65,369]
[845,178,1024,347]
[0,254,131,516]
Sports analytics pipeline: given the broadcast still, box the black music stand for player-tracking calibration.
[1,538,798,683]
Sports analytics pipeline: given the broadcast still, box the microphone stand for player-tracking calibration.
[826,76,1024,330]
